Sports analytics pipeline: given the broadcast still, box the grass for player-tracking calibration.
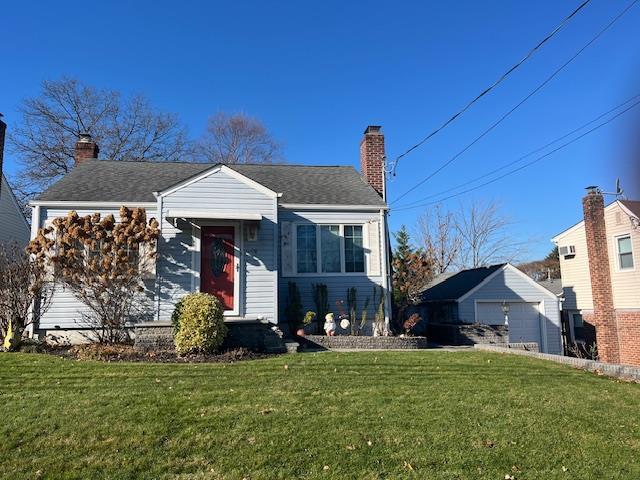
[0,351,639,480]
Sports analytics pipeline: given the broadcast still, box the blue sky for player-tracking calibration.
[1,0,639,260]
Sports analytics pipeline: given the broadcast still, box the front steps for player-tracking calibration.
[134,320,296,354]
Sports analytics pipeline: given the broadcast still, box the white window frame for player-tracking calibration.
[292,223,367,277]
[614,233,635,272]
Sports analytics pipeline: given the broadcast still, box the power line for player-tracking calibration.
[392,97,640,212]
[393,93,640,209]
[390,0,639,205]
[390,0,592,174]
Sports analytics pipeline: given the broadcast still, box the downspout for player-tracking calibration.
[154,193,163,322]
[26,204,41,338]
[380,207,392,335]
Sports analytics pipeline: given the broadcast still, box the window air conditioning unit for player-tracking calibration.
[559,245,576,257]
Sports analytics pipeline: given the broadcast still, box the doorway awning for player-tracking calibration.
[165,210,262,229]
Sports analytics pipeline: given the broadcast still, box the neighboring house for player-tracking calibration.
[0,115,30,247]
[419,263,562,354]
[0,174,30,247]
[552,188,640,365]
[29,127,392,345]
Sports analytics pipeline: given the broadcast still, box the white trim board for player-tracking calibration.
[280,203,388,211]
[157,165,278,199]
[29,200,157,208]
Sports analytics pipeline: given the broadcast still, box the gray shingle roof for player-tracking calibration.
[536,279,563,297]
[420,264,505,302]
[36,160,386,206]
[621,199,640,217]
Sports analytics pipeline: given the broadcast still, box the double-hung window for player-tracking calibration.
[617,235,634,270]
[296,225,317,273]
[295,224,366,274]
[320,225,341,273]
[344,225,365,273]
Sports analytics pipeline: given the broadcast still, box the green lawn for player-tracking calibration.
[0,351,639,480]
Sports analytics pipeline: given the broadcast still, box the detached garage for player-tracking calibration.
[419,263,562,354]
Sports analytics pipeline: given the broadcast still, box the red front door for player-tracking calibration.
[201,226,235,311]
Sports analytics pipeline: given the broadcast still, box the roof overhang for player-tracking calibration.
[165,210,262,223]
[165,209,262,228]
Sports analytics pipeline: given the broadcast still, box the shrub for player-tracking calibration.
[173,293,227,355]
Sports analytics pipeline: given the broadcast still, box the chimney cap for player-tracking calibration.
[364,125,382,135]
[78,132,94,143]
[585,185,601,195]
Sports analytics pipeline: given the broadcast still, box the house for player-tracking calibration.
[29,127,392,347]
[552,188,640,365]
[419,263,563,354]
[0,117,30,247]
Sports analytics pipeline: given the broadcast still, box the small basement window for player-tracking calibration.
[616,235,634,270]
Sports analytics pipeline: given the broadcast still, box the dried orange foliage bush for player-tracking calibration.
[0,243,53,348]
[27,206,160,343]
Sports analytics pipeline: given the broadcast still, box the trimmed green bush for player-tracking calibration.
[173,293,227,355]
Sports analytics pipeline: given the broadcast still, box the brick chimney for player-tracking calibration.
[74,133,99,166]
[360,125,386,199]
[582,186,620,363]
[0,114,6,196]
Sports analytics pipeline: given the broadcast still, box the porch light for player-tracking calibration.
[501,301,510,327]
[246,221,259,242]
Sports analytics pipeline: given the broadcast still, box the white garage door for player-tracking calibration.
[475,302,542,345]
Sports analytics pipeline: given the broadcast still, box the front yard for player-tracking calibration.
[1,351,638,479]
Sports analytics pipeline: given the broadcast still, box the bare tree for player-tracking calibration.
[9,77,189,201]
[195,112,283,164]
[417,206,461,274]
[27,207,160,343]
[0,243,53,349]
[455,200,526,269]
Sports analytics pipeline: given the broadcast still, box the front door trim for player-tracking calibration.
[192,221,241,316]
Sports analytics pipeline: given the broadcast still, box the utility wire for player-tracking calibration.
[390,0,639,205]
[392,97,640,212]
[393,93,640,209]
[390,0,592,174]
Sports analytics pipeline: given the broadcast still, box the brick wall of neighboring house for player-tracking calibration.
[582,189,621,363]
[582,189,640,366]
[616,310,640,365]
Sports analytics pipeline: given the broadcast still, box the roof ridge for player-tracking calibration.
[81,159,356,169]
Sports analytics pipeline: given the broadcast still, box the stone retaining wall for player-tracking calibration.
[300,335,428,350]
[474,344,640,382]
[134,321,287,353]
[428,323,508,346]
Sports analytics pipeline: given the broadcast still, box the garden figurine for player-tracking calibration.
[324,313,336,336]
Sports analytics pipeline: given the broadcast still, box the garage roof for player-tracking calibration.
[420,264,505,302]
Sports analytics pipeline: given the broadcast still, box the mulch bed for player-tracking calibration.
[19,342,275,363]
